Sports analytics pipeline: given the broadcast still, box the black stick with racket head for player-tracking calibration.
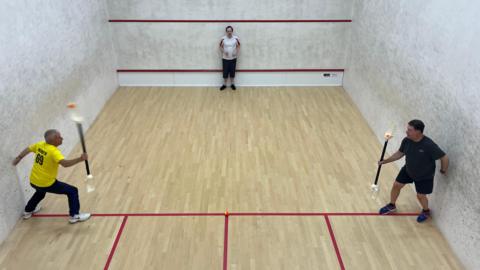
[75,122,90,176]
[371,132,393,193]
[373,139,389,186]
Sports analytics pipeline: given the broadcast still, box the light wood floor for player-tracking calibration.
[0,87,463,269]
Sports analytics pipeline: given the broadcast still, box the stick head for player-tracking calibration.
[370,184,382,202]
[67,102,84,122]
[384,132,393,140]
[86,175,94,193]
[71,116,84,123]
[86,184,95,193]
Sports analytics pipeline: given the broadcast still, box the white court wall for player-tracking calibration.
[0,0,118,244]
[118,71,344,86]
[112,23,349,70]
[107,0,353,85]
[344,1,480,269]
[107,0,352,20]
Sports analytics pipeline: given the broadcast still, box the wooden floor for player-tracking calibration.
[0,87,463,269]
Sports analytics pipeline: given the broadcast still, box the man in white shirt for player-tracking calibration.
[219,26,240,90]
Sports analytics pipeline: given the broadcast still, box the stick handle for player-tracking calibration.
[373,140,389,185]
[76,123,91,175]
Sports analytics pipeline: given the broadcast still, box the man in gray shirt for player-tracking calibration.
[378,119,449,222]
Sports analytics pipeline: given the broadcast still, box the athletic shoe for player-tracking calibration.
[379,203,396,215]
[23,206,42,219]
[231,84,236,90]
[417,209,430,223]
[220,85,227,91]
[69,213,91,224]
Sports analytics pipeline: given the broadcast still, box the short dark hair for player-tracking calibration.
[44,129,58,141]
[408,119,425,133]
[226,26,234,32]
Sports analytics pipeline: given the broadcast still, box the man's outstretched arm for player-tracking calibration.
[12,147,32,166]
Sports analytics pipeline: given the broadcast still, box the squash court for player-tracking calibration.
[2,0,478,269]
[0,87,463,269]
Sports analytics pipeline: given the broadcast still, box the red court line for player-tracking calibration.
[320,212,418,216]
[32,213,224,217]
[33,214,69,217]
[223,215,230,270]
[117,69,344,73]
[228,212,418,216]
[230,212,326,216]
[325,215,345,270]
[109,19,352,23]
[104,216,129,270]
[32,212,418,218]
[112,213,224,217]
[30,211,417,270]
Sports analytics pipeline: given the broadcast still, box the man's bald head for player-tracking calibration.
[44,129,63,146]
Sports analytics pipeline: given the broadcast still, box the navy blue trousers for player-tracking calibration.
[25,180,80,217]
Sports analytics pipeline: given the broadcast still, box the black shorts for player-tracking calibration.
[222,59,237,78]
[396,166,434,194]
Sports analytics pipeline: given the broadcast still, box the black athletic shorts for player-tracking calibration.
[396,166,434,194]
[222,59,237,79]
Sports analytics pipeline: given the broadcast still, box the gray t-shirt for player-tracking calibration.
[399,136,445,180]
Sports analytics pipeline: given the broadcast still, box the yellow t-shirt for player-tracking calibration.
[28,141,64,187]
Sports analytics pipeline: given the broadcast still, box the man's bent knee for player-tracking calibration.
[68,186,79,195]
[393,181,405,189]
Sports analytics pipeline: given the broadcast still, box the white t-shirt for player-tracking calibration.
[220,35,240,60]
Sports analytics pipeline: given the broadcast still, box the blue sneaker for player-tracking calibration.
[379,203,396,215]
[417,209,430,223]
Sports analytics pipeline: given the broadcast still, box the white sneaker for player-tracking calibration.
[69,213,91,224]
[23,206,42,219]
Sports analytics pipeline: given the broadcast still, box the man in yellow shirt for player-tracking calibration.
[12,129,91,224]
